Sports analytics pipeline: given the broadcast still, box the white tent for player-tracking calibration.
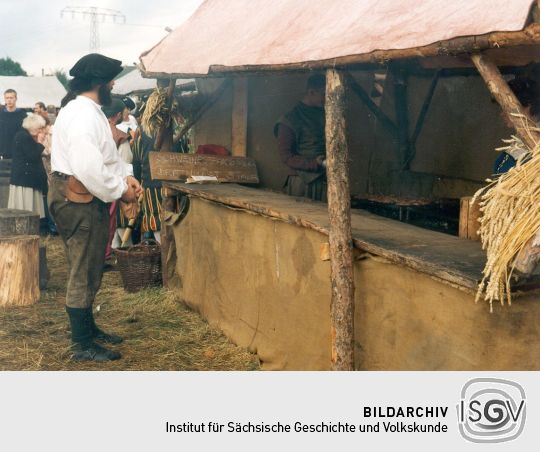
[113,69,194,96]
[0,76,67,108]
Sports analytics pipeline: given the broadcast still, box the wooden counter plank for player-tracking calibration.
[165,183,485,290]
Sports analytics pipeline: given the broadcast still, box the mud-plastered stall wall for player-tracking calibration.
[170,196,540,370]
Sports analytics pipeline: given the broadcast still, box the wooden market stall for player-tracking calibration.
[140,0,540,370]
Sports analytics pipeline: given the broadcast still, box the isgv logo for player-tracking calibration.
[457,378,526,443]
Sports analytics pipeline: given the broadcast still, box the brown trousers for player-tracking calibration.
[48,175,109,308]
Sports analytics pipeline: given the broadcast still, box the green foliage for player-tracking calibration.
[0,57,27,76]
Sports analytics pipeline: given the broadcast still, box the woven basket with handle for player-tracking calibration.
[114,240,162,293]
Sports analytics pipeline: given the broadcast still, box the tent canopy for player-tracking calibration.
[140,0,536,77]
[0,76,67,108]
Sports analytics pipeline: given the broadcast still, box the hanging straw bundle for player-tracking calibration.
[141,87,176,136]
[473,118,540,311]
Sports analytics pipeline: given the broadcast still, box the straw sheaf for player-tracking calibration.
[473,114,540,311]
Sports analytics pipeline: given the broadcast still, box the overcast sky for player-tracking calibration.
[0,0,204,76]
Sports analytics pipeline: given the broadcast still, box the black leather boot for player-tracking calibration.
[87,308,124,344]
[66,307,121,362]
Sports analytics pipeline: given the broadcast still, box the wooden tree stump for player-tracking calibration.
[0,208,39,236]
[0,235,40,306]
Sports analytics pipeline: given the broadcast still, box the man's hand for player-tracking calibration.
[121,184,137,203]
[122,176,143,204]
[316,155,327,169]
[120,200,140,220]
[127,176,143,198]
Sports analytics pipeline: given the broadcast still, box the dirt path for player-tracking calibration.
[0,237,259,371]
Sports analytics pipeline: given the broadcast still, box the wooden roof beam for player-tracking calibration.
[471,53,540,149]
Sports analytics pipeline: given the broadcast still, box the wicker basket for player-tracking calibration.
[114,241,162,293]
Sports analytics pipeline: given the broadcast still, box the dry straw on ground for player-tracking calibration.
[0,237,259,371]
[473,120,540,311]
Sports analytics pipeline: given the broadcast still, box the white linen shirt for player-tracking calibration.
[51,95,133,203]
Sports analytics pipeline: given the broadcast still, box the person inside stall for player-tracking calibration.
[274,73,327,201]
[494,76,540,174]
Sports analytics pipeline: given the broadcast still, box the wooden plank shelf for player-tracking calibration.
[165,182,488,291]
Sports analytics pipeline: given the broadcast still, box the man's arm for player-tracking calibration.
[68,132,129,203]
[277,124,320,172]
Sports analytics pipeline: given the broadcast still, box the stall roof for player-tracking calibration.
[113,68,195,96]
[140,0,536,77]
[0,76,67,108]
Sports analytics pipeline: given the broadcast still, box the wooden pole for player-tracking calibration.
[152,79,177,286]
[325,68,355,371]
[343,71,398,140]
[154,78,177,152]
[411,70,440,147]
[404,70,440,169]
[231,77,248,157]
[393,67,411,169]
[471,54,540,149]
[160,188,177,288]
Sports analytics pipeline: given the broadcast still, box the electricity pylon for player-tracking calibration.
[61,6,126,53]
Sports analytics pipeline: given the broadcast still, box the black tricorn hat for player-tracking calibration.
[69,53,123,83]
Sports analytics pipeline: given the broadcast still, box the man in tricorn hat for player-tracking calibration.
[49,53,143,362]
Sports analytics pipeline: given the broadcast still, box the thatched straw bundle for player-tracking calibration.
[141,88,176,136]
[473,119,540,311]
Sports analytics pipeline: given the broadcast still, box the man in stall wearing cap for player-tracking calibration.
[49,53,143,362]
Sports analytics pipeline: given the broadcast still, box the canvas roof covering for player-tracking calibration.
[140,0,536,77]
[112,68,195,96]
[0,76,67,108]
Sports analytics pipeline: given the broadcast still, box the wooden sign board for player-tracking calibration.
[149,152,259,184]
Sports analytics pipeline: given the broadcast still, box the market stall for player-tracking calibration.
[140,0,540,370]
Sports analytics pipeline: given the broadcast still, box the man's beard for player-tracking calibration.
[98,84,113,106]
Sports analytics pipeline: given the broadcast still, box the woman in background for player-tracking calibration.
[8,113,48,220]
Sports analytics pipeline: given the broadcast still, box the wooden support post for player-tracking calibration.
[173,79,231,145]
[231,77,248,157]
[325,69,355,371]
[153,79,176,286]
[154,78,177,152]
[393,68,411,169]
[160,188,177,288]
[344,71,399,140]
[404,70,440,169]
[411,71,440,147]
[471,54,540,149]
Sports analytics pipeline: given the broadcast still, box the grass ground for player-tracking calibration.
[0,237,260,371]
